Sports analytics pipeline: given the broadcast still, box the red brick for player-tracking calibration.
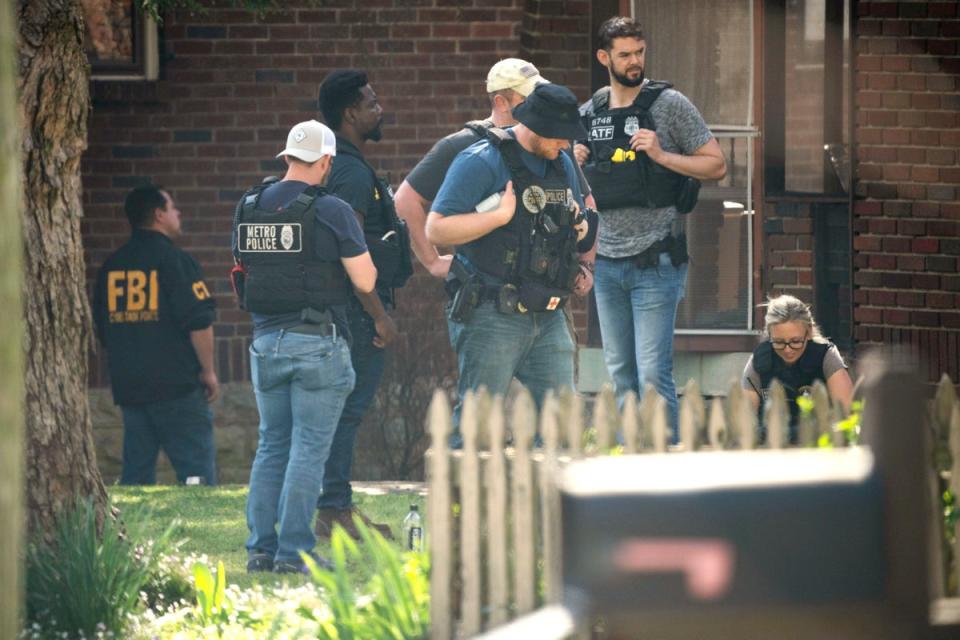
[928,149,956,165]
[882,164,911,180]
[783,219,813,234]
[883,309,911,325]
[898,219,928,236]
[912,165,941,183]
[881,55,911,72]
[868,218,898,234]
[898,183,928,199]
[912,238,940,253]
[855,307,883,323]
[897,291,926,307]
[913,274,941,289]
[854,236,883,251]
[896,255,925,271]
[928,293,957,309]
[912,311,941,327]
[881,128,911,145]
[897,147,926,163]
[882,237,912,252]
[868,289,896,305]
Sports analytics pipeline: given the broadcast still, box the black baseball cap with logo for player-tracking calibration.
[511,83,588,141]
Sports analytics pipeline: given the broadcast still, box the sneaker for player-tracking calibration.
[315,506,395,541]
[274,551,334,575]
[246,551,274,573]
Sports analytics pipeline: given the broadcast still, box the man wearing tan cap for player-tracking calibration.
[235,119,378,575]
[395,59,596,282]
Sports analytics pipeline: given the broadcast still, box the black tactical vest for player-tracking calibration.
[233,183,352,315]
[753,340,830,425]
[459,128,581,310]
[582,81,687,211]
[335,144,413,291]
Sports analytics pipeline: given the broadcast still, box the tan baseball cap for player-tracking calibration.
[276,119,337,163]
[486,58,549,97]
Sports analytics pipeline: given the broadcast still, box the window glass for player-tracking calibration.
[633,0,753,127]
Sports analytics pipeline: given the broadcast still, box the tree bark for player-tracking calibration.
[18,0,106,538]
[1,0,25,634]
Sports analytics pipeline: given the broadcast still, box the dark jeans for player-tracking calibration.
[317,305,386,510]
[119,387,217,485]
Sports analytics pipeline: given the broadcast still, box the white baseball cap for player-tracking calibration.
[486,58,549,97]
[276,119,337,163]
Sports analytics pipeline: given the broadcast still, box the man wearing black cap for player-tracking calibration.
[426,83,592,429]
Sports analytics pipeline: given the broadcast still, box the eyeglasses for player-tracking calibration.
[770,335,808,351]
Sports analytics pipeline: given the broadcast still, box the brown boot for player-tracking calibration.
[315,507,395,541]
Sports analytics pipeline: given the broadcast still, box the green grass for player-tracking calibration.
[111,484,425,591]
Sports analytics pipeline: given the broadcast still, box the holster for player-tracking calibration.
[447,257,482,323]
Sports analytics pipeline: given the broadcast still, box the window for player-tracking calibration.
[633,0,758,332]
[82,0,159,80]
[765,0,852,195]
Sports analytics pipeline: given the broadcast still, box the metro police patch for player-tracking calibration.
[238,223,303,253]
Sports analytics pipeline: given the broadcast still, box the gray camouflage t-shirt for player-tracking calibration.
[579,81,713,258]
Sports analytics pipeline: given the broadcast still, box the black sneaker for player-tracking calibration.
[274,551,335,575]
[246,551,274,573]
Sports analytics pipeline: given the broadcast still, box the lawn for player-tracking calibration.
[111,484,426,591]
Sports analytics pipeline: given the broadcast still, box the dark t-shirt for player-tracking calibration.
[406,122,593,203]
[93,229,216,405]
[249,180,367,338]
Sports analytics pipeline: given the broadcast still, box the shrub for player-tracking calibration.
[24,497,178,639]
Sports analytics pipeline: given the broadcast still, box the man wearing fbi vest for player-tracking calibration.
[93,184,219,485]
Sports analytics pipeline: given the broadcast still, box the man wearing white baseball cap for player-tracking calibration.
[234,119,378,575]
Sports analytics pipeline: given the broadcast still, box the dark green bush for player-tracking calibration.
[25,497,177,639]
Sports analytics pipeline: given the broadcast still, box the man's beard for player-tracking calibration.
[611,65,645,88]
[364,120,384,142]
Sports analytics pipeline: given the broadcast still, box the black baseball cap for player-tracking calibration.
[512,83,588,141]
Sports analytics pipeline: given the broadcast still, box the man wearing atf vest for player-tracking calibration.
[396,58,597,289]
[315,70,407,541]
[234,119,378,574]
[427,83,593,436]
[575,16,727,437]
[93,185,218,485]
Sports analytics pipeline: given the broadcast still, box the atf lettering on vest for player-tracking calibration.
[107,269,160,323]
[581,81,689,211]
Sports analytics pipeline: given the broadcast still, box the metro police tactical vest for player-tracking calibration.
[458,128,581,310]
[753,340,830,425]
[233,183,352,315]
[582,81,688,211]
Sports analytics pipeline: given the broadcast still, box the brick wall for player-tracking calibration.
[82,0,592,387]
[853,0,960,381]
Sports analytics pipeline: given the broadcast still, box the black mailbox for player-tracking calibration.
[560,449,912,639]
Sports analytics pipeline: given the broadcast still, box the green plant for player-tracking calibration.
[25,497,178,638]
[303,519,430,640]
[193,560,229,626]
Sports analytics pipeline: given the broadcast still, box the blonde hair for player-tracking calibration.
[762,294,826,342]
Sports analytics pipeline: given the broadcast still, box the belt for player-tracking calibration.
[287,323,337,338]
[598,237,674,268]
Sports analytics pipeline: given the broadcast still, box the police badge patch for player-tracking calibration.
[280,225,295,250]
[237,223,303,253]
[522,185,547,213]
[624,116,640,136]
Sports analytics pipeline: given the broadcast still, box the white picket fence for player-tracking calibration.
[424,373,957,639]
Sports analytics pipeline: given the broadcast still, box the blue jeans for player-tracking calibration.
[317,307,386,510]
[594,252,688,437]
[245,329,354,564]
[448,302,575,438]
[119,387,216,485]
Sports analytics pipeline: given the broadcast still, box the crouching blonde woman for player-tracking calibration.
[742,295,854,438]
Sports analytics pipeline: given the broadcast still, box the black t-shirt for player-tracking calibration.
[328,136,395,302]
[249,180,367,338]
[405,121,593,203]
[93,229,216,405]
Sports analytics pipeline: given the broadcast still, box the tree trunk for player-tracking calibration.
[1,0,25,634]
[18,0,106,538]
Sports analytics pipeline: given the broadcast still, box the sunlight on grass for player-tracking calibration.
[110,484,426,592]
